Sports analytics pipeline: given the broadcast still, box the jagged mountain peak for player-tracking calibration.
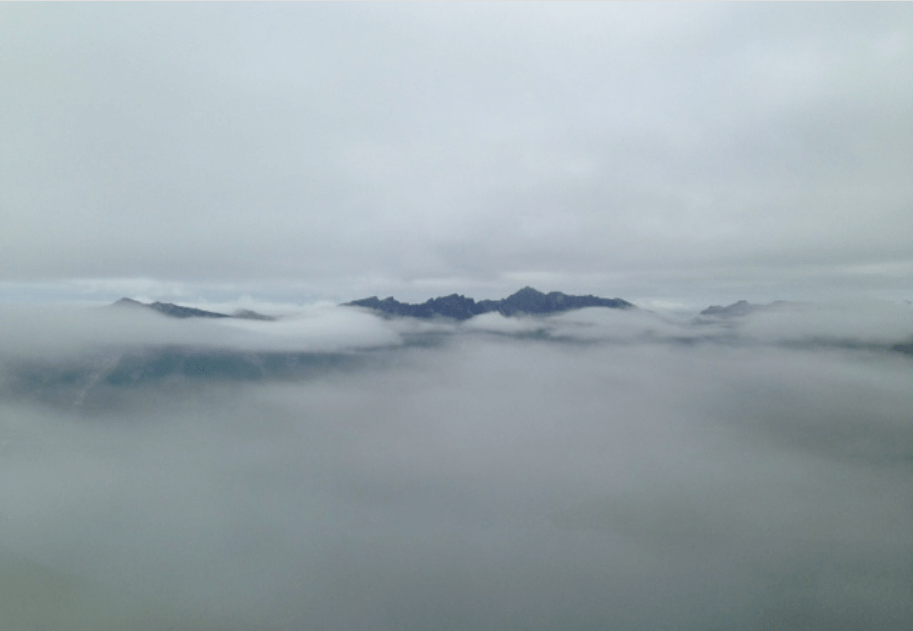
[345,287,633,320]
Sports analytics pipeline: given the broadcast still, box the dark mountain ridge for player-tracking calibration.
[344,286,634,321]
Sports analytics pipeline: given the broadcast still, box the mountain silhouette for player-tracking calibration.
[344,287,633,320]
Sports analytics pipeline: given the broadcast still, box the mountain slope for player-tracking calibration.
[112,298,274,320]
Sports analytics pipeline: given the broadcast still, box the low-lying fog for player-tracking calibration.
[1,302,912,630]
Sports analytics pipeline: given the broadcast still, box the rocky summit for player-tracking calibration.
[344,287,634,320]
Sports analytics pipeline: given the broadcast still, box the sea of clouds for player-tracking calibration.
[0,301,911,630]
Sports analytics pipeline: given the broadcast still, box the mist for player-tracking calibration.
[1,303,911,630]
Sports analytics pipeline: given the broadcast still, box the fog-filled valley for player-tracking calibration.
[1,302,912,630]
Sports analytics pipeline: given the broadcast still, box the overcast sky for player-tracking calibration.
[2,3,912,310]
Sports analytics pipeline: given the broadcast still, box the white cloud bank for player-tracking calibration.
[0,303,403,362]
[1,317,911,629]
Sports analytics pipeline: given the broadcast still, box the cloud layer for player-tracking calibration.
[1,304,912,629]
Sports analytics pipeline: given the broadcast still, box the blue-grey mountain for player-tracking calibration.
[344,286,634,320]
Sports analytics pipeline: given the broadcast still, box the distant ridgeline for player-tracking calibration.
[698,300,792,318]
[112,297,275,321]
[344,286,634,321]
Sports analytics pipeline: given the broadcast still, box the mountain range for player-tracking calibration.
[344,286,634,320]
[106,294,913,358]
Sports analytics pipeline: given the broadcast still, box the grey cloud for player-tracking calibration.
[2,3,912,303]
[739,301,913,345]
[2,310,912,629]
